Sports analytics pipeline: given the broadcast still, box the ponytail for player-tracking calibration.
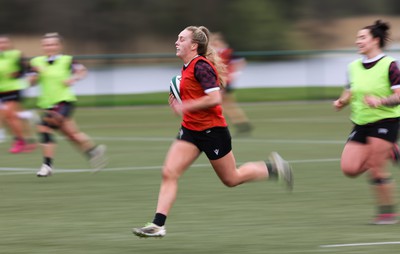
[364,20,390,48]
[186,26,227,87]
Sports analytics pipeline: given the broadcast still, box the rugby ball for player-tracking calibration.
[169,75,182,103]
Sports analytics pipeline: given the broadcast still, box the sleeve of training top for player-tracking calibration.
[25,58,38,77]
[194,60,220,94]
[389,61,400,90]
[71,58,85,73]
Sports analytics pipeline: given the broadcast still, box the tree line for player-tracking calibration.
[1,0,399,53]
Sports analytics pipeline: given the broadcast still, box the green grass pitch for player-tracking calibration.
[1,101,400,254]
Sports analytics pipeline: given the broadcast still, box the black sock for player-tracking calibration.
[266,161,277,178]
[152,213,167,227]
[85,146,97,158]
[44,157,53,167]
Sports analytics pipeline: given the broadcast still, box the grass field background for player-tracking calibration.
[1,101,400,254]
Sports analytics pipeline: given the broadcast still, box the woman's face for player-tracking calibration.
[0,37,11,51]
[42,37,62,56]
[355,29,379,55]
[175,29,197,60]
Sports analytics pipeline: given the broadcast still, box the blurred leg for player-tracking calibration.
[0,108,6,142]
[222,93,252,135]
[3,101,24,139]
[38,124,56,160]
[210,151,268,187]
[4,101,29,153]
[340,141,369,177]
[60,118,107,170]
[59,118,95,152]
[367,137,396,219]
[36,124,55,177]
[17,110,39,145]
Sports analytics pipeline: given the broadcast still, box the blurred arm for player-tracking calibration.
[333,89,351,111]
[64,61,87,86]
[182,89,221,113]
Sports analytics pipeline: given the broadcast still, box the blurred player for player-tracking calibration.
[210,32,253,136]
[132,26,293,238]
[0,35,35,153]
[16,108,39,147]
[28,33,107,177]
[333,20,400,224]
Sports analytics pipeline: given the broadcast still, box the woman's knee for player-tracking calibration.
[341,164,362,178]
[220,177,240,188]
[161,165,182,182]
[3,109,17,121]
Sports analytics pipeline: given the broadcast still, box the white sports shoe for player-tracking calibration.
[269,152,293,190]
[132,223,166,238]
[37,164,53,177]
[371,214,398,225]
[88,145,108,172]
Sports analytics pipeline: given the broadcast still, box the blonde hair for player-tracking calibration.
[185,26,227,87]
[210,32,229,49]
[43,32,63,42]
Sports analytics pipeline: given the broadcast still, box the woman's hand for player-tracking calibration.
[364,95,382,108]
[333,99,347,111]
[169,93,183,116]
[333,90,351,111]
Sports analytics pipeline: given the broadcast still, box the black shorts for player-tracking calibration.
[177,125,232,160]
[0,90,22,103]
[347,118,400,144]
[41,101,75,128]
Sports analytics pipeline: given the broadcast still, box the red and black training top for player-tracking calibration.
[180,55,227,131]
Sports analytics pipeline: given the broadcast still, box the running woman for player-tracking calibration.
[334,20,400,224]
[210,32,253,136]
[28,33,107,177]
[132,26,293,238]
[0,35,32,153]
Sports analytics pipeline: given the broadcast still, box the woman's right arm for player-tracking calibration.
[333,89,351,111]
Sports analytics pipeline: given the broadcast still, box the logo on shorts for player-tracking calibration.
[179,128,183,139]
[214,149,219,155]
[378,128,388,134]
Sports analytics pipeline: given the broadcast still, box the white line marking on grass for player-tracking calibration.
[0,158,340,176]
[0,164,212,176]
[320,241,400,248]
